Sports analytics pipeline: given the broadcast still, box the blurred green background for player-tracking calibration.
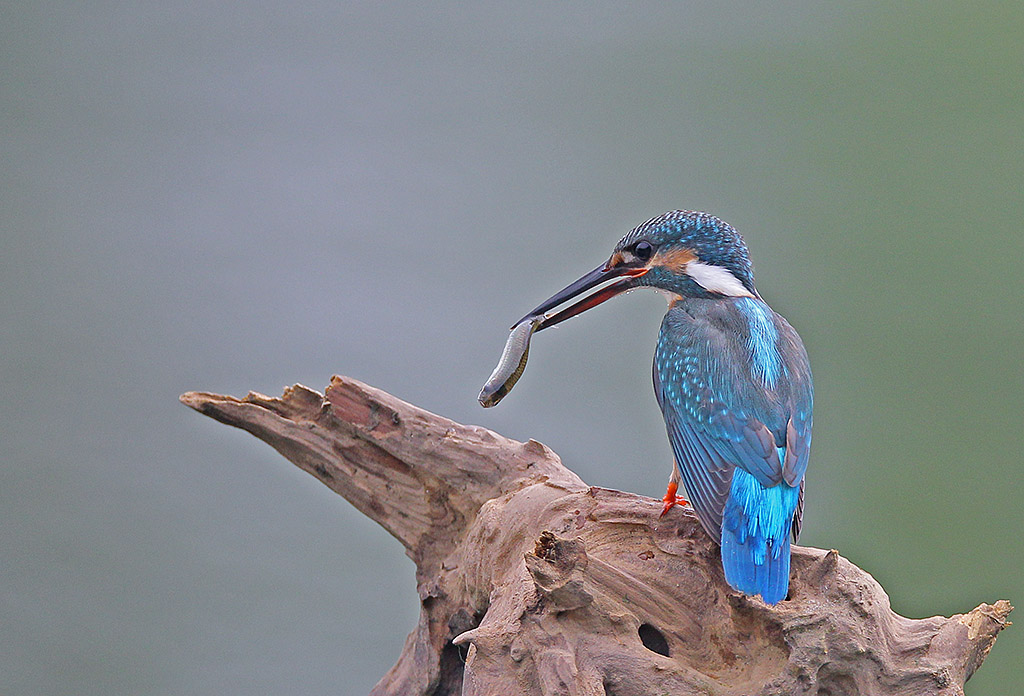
[3,2,1021,694]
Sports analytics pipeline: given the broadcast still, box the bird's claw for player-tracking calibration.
[660,480,690,517]
[660,496,690,517]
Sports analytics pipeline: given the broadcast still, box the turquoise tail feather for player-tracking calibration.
[720,467,800,605]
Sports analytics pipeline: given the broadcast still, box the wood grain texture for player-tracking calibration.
[182,376,1011,696]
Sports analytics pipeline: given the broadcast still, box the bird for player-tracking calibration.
[520,210,813,605]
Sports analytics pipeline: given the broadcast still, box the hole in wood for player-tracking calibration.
[638,622,670,657]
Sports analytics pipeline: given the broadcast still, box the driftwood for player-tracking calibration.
[181,376,1011,696]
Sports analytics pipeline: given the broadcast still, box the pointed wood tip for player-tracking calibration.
[179,390,235,412]
[961,599,1013,639]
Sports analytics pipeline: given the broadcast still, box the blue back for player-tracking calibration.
[654,295,812,603]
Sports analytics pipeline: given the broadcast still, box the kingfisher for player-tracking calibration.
[520,210,812,604]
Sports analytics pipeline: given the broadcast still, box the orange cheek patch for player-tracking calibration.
[652,247,696,273]
[606,251,627,269]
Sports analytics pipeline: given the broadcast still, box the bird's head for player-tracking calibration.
[523,211,757,330]
[615,210,756,300]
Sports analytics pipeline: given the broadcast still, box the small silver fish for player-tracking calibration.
[478,316,542,407]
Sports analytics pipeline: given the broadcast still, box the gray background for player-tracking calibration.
[3,2,1021,694]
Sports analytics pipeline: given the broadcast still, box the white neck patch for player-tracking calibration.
[685,261,753,297]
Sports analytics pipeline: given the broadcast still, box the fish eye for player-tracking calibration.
[634,241,654,261]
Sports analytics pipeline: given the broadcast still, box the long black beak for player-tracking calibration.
[516,262,649,331]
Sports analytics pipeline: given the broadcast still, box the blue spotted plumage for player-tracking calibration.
[520,210,813,604]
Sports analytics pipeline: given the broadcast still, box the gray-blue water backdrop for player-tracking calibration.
[3,2,1021,694]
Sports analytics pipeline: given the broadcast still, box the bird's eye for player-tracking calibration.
[634,241,654,261]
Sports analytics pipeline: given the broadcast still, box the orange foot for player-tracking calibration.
[660,480,690,517]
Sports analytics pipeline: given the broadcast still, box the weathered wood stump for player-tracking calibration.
[181,376,1010,696]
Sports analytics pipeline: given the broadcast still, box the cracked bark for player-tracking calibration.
[181,375,1011,696]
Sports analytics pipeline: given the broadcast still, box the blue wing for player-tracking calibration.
[653,301,813,542]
